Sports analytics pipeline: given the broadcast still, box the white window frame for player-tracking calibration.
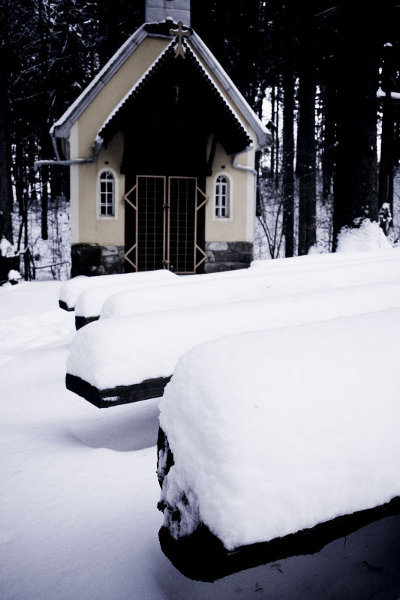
[214,173,232,220]
[97,169,117,219]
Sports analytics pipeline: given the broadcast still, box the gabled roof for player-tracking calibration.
[97,39,253,156]
[51,21,268,151]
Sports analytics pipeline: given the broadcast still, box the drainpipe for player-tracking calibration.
[34,136,103,170]
[231,147,259,251]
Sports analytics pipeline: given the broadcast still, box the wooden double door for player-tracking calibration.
[124,175,207,274]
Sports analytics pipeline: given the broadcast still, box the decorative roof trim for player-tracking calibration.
[97,40,176,141]
[51,23,268,150]
[189,33,268,148]
[97,39,252,154]
[51,25,148,139]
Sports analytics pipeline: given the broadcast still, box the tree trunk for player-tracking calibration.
[0,48,13,243]
[321,84,336,202]
[379,43,395,215]
[282,72,295,257]
[333,1,379,246]
[297,13,317,255]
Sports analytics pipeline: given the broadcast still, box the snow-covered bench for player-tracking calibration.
[157,308,400,580]
[58,269,177,313]
[73,273,181,329]
[66,278,400,407]
[99,249,400,320]
[74,268,261,328]
[69,249,400,327]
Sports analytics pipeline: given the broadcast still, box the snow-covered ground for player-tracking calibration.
[2,249,400,599]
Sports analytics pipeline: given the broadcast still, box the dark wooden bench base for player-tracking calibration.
[158,496,400,582]
[66,373,172,408]
[59,300,74,312]
[75,315,100,330]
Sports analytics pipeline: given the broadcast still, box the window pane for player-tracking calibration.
[99,171,115,217]
[215,175,229,218]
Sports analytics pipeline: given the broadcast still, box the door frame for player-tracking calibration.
[124,175,207,274]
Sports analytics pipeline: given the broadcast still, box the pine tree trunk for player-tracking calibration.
[0,49,13,243]
[297,17,317,255]
[321,84,336,202]
[333,1,379,246]
[379,44,395,214]
[282,72,295,257]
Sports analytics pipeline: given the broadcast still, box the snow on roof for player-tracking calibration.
[67,256,400,391]
[51,25,268,148]
[59,269,176,311]
[97,39,253,153]
[51,26,147,139]
[189,31,269,147]
[97,39,176,140]
[158,306,400,550]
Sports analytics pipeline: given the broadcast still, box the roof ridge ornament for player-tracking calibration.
[169,21,191,58]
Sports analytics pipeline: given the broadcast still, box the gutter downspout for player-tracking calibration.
[231,146,260,249]
[34,136,103,170]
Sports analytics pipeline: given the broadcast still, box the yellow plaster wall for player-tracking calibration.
[71,37,170,246]
[75,37,170,157]
[205,142,255,243]
[73,131,125,245]
[72,34,258,247]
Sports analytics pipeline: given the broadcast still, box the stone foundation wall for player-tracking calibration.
[71,241,253,277]
[204,242,253,273]
[71,244,125,277]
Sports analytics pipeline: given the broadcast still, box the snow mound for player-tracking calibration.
[159,308,400,551]
[59,269,176,311]
[336,219,392,253]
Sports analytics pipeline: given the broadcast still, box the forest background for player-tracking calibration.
[0,0,399,279]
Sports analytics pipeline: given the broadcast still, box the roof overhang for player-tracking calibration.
[97,39,253,156]
[51,20,269,157]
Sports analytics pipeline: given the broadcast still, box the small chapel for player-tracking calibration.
[51,0,268,276]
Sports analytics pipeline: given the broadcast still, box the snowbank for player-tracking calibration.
[101,250,400,320]
[59,269,177,311]
[67,277,400,391]
[158,307,400,551]
[336,219,392,253]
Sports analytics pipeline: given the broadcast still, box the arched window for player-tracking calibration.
[215,174,230,218]
[98,170,115,217]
